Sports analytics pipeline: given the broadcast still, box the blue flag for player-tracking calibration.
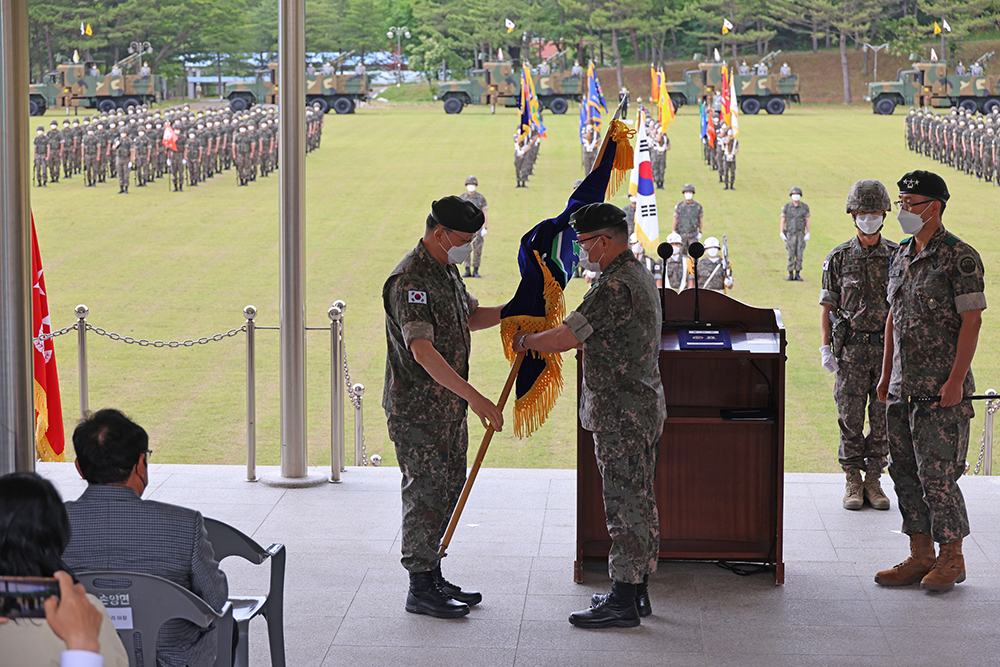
[500,134,620,437]
[699,100,708,139]
[585,63,608,133]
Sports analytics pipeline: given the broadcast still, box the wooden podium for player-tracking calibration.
[575,288,786,584]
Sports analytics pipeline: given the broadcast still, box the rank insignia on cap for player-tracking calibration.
[903,178,919,188]
[408,290,427,304]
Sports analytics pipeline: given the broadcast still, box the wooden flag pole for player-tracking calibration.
[438,351,525,557]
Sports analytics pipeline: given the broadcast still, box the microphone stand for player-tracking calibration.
[688,241,705,324]
[656,242,673,322]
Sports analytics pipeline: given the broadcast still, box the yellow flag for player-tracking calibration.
[85,22,92,36]
[722,19,734,35]
[933,21,941,35]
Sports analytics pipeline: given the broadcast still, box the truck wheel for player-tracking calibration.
[740,97,761,115]
[98,99,117,113]
[333,97,354,114]
[443,97,464,114]
[765,97,786,115]
[958,99,979,113]
[229,96,249,112]
[122,98,141,111]
[311,98,330,114]
[29,99,41,116]
[548,97,568,115]
[984,99,1000,114]
[874,97,896,115]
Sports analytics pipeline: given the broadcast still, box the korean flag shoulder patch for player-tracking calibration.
[408,290,428,304]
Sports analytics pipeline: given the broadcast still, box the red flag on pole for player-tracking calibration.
[31,213,66,461]
[162,121,178,152]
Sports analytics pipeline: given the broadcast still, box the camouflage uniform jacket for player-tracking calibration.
[696,256,730,292]
[564,251,666,433]
[887,225,986,398]
[33,134,48,161]
[112,136,132,160]
[781,201,810,233]
[664,255,693,292]
[383,239,478,423]
[459,191,488,212]
[673,200,702,234]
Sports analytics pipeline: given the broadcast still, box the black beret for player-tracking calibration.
[897,170,950,203]
[430,196,484,233]
[569,202,627,234]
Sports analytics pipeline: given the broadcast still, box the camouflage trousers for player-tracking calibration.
[514,155,530,182]
[463,232,484,270]
[116,156,129,191]
[170,159,184,190]
[63,150,73,178]
[886,395,972,544]
[722,158,736,187]
[592,425,661,584]
[785,231,806,272]
[188,158,200,185]
[34,157,47,186]
[582,148,597,175]
[651,152,666,187]
[678,231,699,259]
[388,416,468,573]
[834,352,887,472]
[48,156,60,183]
[84,158,96,186]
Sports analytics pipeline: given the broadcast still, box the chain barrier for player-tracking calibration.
[971,396,999,476]
[340,328,368,466]
[33,322,79,343]
[85,323,247,348]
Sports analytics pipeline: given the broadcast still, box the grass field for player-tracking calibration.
[29,102,1000,473]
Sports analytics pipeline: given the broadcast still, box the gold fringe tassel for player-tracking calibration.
[607,119,635,198]
[500,251,567,438]
[34,379,64,462]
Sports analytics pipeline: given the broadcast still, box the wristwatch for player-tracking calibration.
[518,333,529,350]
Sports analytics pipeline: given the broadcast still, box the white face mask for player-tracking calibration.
[706,248,720,258]
[441,231,473,265]
[896,208,927,235]
[854,213,884,235]
[670,244,682,256]
[466,184,476,193]
[577,244,604,273]
[684,192,694,201]
[791,194,801,202]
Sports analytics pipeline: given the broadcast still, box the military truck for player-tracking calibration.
[867,52,1000,115]
[663,51,800,115]
[225,54,369,114]
[29,51,162,115]
[438,54,584,114]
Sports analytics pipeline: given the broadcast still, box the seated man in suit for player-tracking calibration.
[62,408,228,667]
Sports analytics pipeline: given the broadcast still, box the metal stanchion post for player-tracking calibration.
[352,383,364,466]
[245,305,258,482]
[985,389,997,476]
[328,301,344,483]
[75,304,89,418]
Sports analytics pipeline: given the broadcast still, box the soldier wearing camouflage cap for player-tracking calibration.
[874,170,986,592]
[780,186,810,280]
[512,202,665,629]
[383,196,503,620]
[819,180,898,511]
[458,175,489,278]
[672,183,703,257]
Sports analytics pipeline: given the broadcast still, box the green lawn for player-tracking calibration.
[30,103,1000,473]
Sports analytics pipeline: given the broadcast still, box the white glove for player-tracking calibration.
[724,277,733,288]
[697,232,702,240]
[481,227,488,237]
[780,232,787,242]
[166,159,171,167]
[804,232,810,241]
[183,159,187,165]
[128,161,133,169]
[820,345,839,373]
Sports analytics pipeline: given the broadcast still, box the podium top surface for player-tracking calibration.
[661,288,784,334]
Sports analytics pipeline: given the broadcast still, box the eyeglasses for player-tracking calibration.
[445,229,475,245]
[894,198,934,211]
[577,234,608,250]
[144,449,153,462]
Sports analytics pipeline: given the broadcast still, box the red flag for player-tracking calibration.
[707,115,717,148]
[162,121,178,152]
[31,213,66,461]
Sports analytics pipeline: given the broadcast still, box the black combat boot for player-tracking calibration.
[794,271,803,281]
[431,565,482,606]
[472,268,480,278]
[462,267,472,278]
[786,272,794,281]
[592,574,651,617]
[405,571,470,619]
[569,580,640,629]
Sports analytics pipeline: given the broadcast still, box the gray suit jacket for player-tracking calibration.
[63,485,228,667]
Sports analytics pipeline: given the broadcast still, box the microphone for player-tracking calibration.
[688,242,704,323]
[656,243,673,320]
[656,242,673,260]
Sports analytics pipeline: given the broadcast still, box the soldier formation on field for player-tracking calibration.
[32,103,324,192]
[513,125,541,188]
[904,106,1000,187]
[702,98,739,190]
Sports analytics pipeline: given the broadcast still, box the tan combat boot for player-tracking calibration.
[843,469,864,510]
[921,538,966,591]
[875,534,935,586]
[863,470,891,510]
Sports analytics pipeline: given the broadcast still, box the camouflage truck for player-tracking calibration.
[225,56,370,114]
[438,57,584,114]
[29,52,162,115]
[663,51,800,115]
[867,53,1000,115]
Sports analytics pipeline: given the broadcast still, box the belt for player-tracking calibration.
[846,330,884,346]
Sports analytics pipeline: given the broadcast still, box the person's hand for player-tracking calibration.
[480,227,488,237]
[166,159,171,167]
[511,330,529,354]
[876,372,889,403]
[780,232,787,243]
[724,277,733,289]
[819,345,838,373]
[45,571,102,654]
[804,232,810,241]
[696,232,702,240]
[937,377,964,408]
[468,392,503,432]
[182,159,187,165]
[128,162,132,169]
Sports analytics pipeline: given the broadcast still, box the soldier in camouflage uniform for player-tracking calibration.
[233,125,250,186]
[61,120,74,178]
[513,131,530,187]
[819,180,898,511]
[458,175,488,278]
[650,126,669,189]
[662,231,694,292]
[111,130,134,194]
[720,128,738,190]
[81,126,99,187]
[905,108,916,151]
[382,196,503,619]
[170,127,186,192]
[875,170,986,592]
[672,184,703,257]
[513,202,665,629]
[186,131,201,187]
[581,122,600,175]
[33,126,49,187]
[695,236,733,293]
[780,186,810,281]
[133,128,150,187]
[46,121,62,184]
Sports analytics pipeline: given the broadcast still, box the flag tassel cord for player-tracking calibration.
[438,352,525,558]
